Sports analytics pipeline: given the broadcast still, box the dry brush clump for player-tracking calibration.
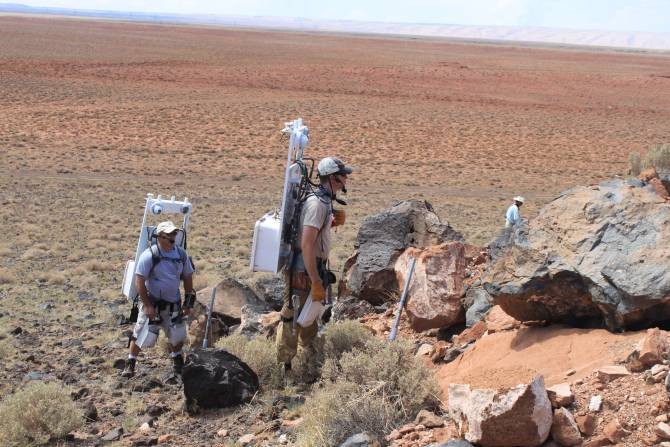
[0,382,83,446]
[297,323,439,447]
[629,143,670,175]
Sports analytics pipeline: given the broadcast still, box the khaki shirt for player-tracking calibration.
[297,193,332,259]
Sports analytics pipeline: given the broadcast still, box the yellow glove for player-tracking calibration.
[332,209,346,227]
[311,281,326,302]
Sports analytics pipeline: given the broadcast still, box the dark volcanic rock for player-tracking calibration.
[483,179,670,330]
[339,200,463,305]
[182,348,259,412]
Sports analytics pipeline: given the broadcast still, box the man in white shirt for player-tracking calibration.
[505,196,525,228]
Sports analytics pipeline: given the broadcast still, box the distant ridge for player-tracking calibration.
[2,3,670,52]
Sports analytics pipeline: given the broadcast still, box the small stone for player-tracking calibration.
[398,423,416,435]
[565,369,576,376]
[583,434,612,447]
[656,422,670,440]
[238,433,255,445]
[83,401,98,422]
[652,364,669,375]
[596,365,630,383]
[575,414,597,436]
[657,414,669,423]
[415,343,433,357]
[139,422,152,433]
[603,418,630,443]
[157,434,172,443]
[216,429,229,437]
[385,429,401,441]
[100,428,123,442]
[547,383,574,408]
[589,395,603,412]
[277,433,289,444]
[414,409,444,428]
[551,407,582,446]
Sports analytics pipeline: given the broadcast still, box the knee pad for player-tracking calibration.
[135,320,159,349]
[167,322,187,346]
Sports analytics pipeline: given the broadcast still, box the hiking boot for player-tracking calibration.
[172,354,184,375]
[120,358,136,378]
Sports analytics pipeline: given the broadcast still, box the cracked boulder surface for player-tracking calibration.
[482,178,670,330]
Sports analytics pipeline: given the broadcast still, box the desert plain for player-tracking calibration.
[1,13,670,446]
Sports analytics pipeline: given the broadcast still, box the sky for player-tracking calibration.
[9,0,670,34]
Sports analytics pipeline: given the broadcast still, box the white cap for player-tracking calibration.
[513,196,525,203]
[317,157,353,176]
[156,221,178,235]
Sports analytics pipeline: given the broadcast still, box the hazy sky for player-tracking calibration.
[10,0,670,33]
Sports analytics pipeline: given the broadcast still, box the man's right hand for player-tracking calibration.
[144,303,156,319]
[311,281,326,302]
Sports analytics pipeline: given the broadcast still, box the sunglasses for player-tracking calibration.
[160,235,176,243]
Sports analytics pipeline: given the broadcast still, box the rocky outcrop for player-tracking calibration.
[395,243,468,331]
[483,179,670,330]
[339,200,463,305]
[182,348,259,412]
[190,278,271,346]
[448,375,552,447]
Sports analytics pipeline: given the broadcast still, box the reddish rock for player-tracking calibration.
[596,365,630,383]
[452,320,486,345]
[551,407,582,446]
[449,375,552,447]
[583,435,611,447]
[638,328,669,367]
[396,243,468,331]
[546,383,574,408]
[575,414,597,436]
[603,418,629,443]
[430,341,450,363]
[485,305,520,333]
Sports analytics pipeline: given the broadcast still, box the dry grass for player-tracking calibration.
[33,271,67,285]
[216,334,284,390]
[0,269,16,285]
[74,260,116,273]
[0,382,83,446]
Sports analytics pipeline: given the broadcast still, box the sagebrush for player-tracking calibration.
[299,331,439,447]
[629,143,670,175]
[0,382,83,447]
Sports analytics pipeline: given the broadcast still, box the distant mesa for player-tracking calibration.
[1,3,670,51]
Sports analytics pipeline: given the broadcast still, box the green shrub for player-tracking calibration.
[0,382,83,446]
[216,334,283,390]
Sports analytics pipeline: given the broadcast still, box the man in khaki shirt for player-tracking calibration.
[276,156,352,376]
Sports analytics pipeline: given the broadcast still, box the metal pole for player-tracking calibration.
[202,287,216,348]
[389,257,417,342]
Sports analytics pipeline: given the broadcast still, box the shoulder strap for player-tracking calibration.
[149,245,161,276]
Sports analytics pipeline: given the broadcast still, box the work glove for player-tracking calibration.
[332,209,346,227]
[310,281,326,302]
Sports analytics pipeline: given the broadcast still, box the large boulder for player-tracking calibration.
[394,243,469,331]
[448,375,552,447]
[483,179,670,330]
[190,278,271,346]
[339,200,463,305]
[182,348,259,412]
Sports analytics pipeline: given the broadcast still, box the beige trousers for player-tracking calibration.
[275,271,319,364]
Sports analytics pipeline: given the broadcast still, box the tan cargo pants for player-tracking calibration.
[276,270,319,365]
